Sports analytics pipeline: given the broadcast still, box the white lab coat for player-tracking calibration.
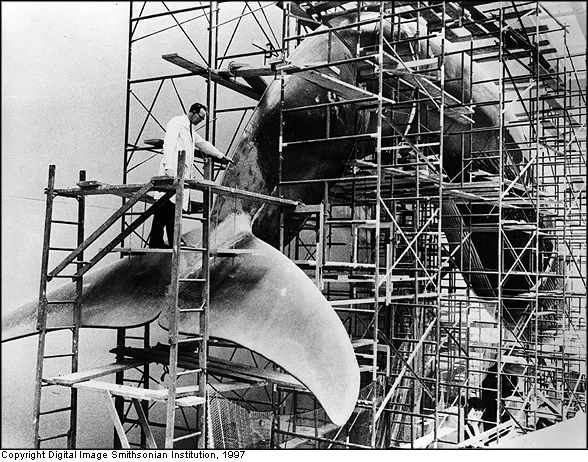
[160,114,224,210]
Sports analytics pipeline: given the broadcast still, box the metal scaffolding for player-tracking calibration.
[31,0,586,449]
[271,0,586,449]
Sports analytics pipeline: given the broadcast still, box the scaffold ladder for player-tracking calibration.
[33,165,86,449]
[163,150,210,448]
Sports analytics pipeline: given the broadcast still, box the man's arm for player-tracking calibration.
[193,132,231,162]
[162,117,181,176]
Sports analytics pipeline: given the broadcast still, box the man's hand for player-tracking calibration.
[219,156,235,165]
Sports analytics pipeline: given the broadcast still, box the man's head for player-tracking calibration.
[188,103,207,126]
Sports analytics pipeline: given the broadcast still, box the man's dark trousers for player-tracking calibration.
[149,199,176,248]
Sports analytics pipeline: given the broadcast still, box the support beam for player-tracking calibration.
[163,54,262,101]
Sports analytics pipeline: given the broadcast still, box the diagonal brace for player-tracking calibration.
[377,204,439,289]
[132,398,157,449]
[104,390,130,449]
[48,182,155,280]
[75,191,175,278]
[386,341,435,401]
[375,318,436,422]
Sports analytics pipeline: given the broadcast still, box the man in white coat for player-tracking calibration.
[149,102,232,248]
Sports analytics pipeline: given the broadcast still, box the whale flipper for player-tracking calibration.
[159,232,359,426]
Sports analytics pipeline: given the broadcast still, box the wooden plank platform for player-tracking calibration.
[352,339,373,349]
[73,380,204,406]
[78,180,107,189]
[209,356,305,390]
[297,68,396,105]
[163,54,262,101]
[294,204,322,214]
[141,385,200,400]
[322,274,373,283]
[56,182,158,204]
[57,176,299,209]
[44,360,148,386]
[358,365,377,373]
[211,248,263,257]
[209,380,263,393]
[176,396,206,407]
[110,247,173,254]
[324,261,376,270]
[330,297,385,307]
[190,179,300,207]
[111,345,306,391]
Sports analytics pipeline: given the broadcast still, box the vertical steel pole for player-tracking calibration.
[211,1,220,151]
[271,3,290,447]
[533,1,541,430]
[197,2,217,447]
[497,2,505,441]
[435,0,447,448]
[122,2,134,187]
[370,1,384,448]
[68,169,86,448]
[200,175,211,449]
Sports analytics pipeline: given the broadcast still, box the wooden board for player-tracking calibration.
[163,54,262,101]
[44,360,148,386]
[74,380,203,405]
[298,69,396,105]
[209,356,305,390]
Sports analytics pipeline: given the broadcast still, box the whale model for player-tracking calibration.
[2,10,551,427]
